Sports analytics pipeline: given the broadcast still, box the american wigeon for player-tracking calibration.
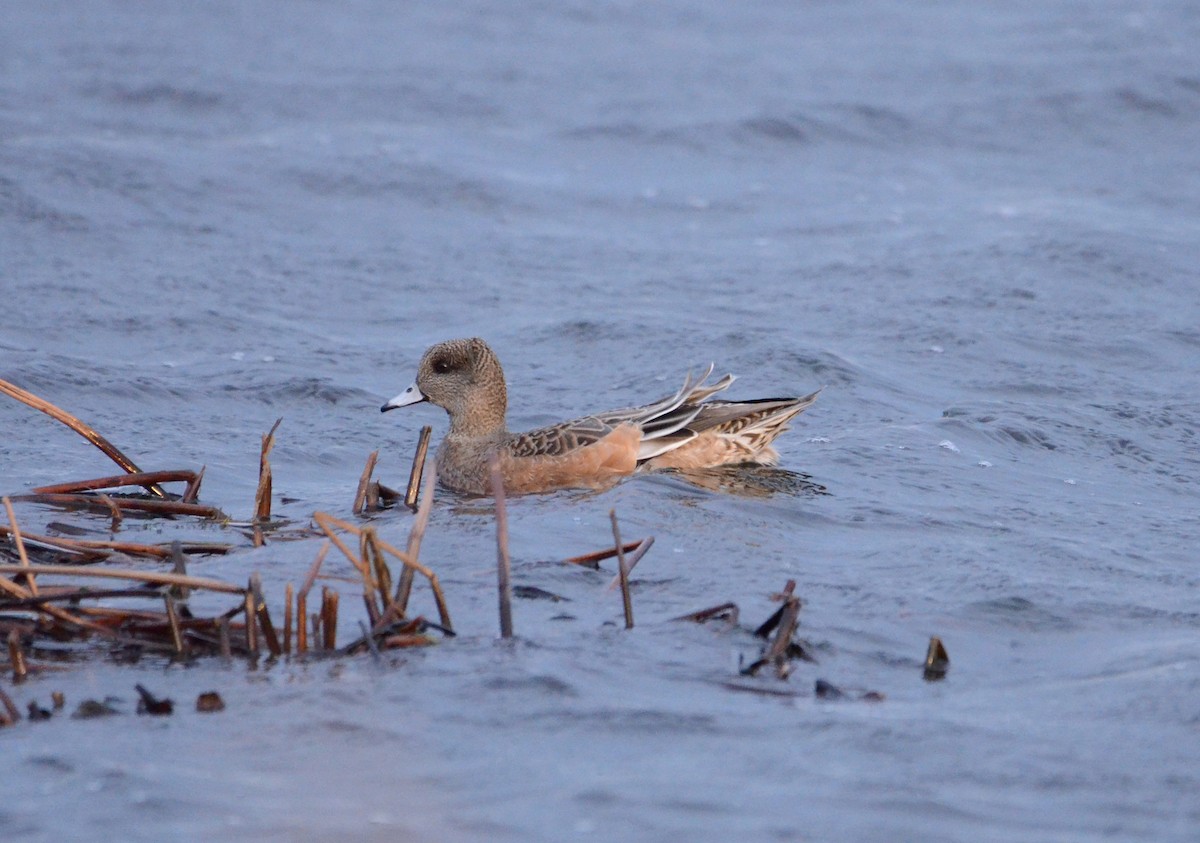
[381,338,819,496]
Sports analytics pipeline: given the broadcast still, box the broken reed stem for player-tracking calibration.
[254,417,282,522]
[284,583,294,655]
[561,540,642,569]
[244,588,258,655]
[164,594,185,656]
[321,587,339,650]
[405,425,433,512]
[353,450,379,514]
[250,573,282,657]
[395,454,437,615]
[217,617,232,659]
[0,526,231,559]
[10,493,223,519]
[8,629,27,681]
[604,536,655,591]
[31,469,198,496]
[610,510,634,630]
[3,497,36,596]
[0,685,19,726]
[0,377,167,498]
[97,493,123,531]
[764,597,801,676]
[362,528,391,623]
[0,564,246,594]
[490,458,514,639]
[182,465,205,504]
[315,510,452,631]
[296,542,329,655]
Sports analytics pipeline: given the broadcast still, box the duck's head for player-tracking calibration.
[381,337,507,434]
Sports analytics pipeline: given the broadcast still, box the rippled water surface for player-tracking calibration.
[3,2,1200,841]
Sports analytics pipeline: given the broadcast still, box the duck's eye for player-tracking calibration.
[432,356,454,374]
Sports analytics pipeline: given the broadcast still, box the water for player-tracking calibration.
[3,1,1200,840]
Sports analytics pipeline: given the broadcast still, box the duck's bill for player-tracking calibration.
[381,382,427,412]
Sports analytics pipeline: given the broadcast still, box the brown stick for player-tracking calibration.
[395,455,437,614]
[490,458,514,639]
[251,573,281,657]
[610,510,634,630]
[0,564,246,594]
[97,493,123,531]
[283,583,294,655]
[0,527,231,559]
[312,512,371,580]
[604,536,655,591]
[217,617,232,659]
[296,591,307,653]
[0,685,19,726]
[244,587,258,655]
[560,540,642,569]
[164,595,185,655]
[321,587,339,650]
[0,377,167,497]
[254,418,282,522]
[11,493,224,519]
[31,470,197,495]
[182,465,205,503]
[3,497,36,596]
[405,425,433,512]
[7,629,27,681]
[353,450,379,514]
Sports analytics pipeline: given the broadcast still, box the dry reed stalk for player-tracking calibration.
[673,602,740,624]
[244,588,258,655]
[284,583,293,655]
[96,493,123,531]
[250,574,282,657]
[0,685,19,726]
[7,629,27,680]
[297,592,308,653]
[183,465,205,503]
[353,450,379,514]
[560,541,643,569]
[753,580,797,638]
[361,528,391,623]
[254,418,282,522]
[395,455,437,614]
[313,512,371,580]
[313,513,454,631]
[321,587,339,650]
[164,595,185,655]
[610,510,634,630]
[405,425,433,512]
[217,617,232,659]
[13,493,224,519]
[169,541,190,602]
[296,542,329,654]
[0,527,231,559]
[31,469,199,495]
[490,458,514,639]
[604,536,655,591]
[763,597,801,678]
[0,377,167,498]
[3,497,35,596]
[0,563,246,594]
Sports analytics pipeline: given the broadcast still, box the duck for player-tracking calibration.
[380,337,819,495]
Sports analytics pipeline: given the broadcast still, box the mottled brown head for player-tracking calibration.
[381,338,508,436]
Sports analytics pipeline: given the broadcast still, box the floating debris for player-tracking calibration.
[196,691,225,713]
[26,699,52,721]
[672,602,739,625]
[923,636,950,681]
[72,698,120,719]
[135,684,174,716]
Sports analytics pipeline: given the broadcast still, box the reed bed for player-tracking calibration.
[0,375,906,725]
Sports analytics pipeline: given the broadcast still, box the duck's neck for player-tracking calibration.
[448,377,508,439]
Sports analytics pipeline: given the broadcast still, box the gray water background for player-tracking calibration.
[2,1,1199,840]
